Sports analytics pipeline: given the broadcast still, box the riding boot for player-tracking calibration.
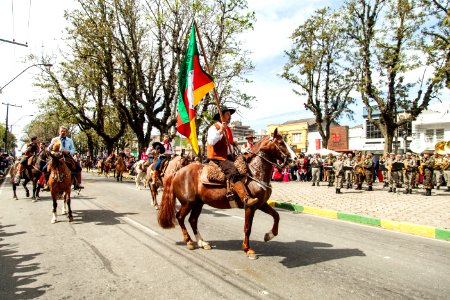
[388,187,393,192]
[336,188,342,194]
[366,186,372,191]
[357,184,362,190]
[233,181,258,207]
[75,172,84,189]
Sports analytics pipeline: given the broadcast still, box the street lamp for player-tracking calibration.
[10,114,34,131]
[1,63,52,153]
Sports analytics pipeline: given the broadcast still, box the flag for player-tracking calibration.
[177,24,215,154]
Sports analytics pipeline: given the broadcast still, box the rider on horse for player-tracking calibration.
[207,106,258,207]
[14,136,40,184]
[47,126,84,190]
[151,136,172,183]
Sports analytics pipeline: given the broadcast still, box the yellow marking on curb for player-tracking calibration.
[267,200,276,207]
[303,207,337,219]
[381,220,435,238]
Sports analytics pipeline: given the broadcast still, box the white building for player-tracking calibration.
[412,109,450,151]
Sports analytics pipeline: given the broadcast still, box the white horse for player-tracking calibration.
[134,160,148,189]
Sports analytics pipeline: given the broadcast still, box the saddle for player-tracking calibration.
[200,155,248,186]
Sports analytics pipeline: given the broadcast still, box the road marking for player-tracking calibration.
[122,216,159,236]
[208,209,244,220]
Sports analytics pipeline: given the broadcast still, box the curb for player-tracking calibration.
[267,200,450,242]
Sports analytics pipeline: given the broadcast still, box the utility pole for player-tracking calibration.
[2,103,22,154]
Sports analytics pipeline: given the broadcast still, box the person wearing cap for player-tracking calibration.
[333,154,345,194]
[241,134,256,154]
[379,153,389,187]
[422,151,434,196]
[207,106,258,207]
[403,152,416,194]
[343,153,354,189]
[362,152,374,191]
[310,153,322,186]
[433,152,444,189]
[442,152,450,191]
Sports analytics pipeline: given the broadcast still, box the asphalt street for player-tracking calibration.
[0,173,449,299]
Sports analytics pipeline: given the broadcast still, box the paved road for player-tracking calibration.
[0,173,449,299]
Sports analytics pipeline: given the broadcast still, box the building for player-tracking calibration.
[412,109,450,151]
[229,121,256,145]
[267,119,310,153]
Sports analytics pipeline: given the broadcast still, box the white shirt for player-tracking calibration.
[207,122,234,155]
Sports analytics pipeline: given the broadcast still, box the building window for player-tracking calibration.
[436,128,444,140]
[398,121,412,138]
[366,120,382,139]
[425,129,434,143]
[292,133,302,143]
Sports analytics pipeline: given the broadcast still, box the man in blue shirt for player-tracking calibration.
[47,126,83,189]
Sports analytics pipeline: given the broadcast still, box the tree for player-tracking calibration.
[345,0,443,152]
[281,7,356,148]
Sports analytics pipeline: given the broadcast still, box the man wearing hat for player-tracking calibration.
[241,134,256,154]
[363,152,374,191]
[333,154,345,194]
[422,151,434,196]
[151,141,166,183]
[403,152,416,194]
[207,106,258,207]
[433,152,444,189]
[310,153,322,186]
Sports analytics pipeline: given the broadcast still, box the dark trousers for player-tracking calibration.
[213,159,240,182]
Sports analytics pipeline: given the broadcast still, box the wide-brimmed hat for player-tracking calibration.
[152,142,165,154]
[213,106,236,121]
[245,134,256,139]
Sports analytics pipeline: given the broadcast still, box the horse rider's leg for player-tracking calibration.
[176,202,196,250]
[66,193,73,222]
[23,180,30,198]
[258,202,280,242]
[189,202,211,250]
[51,195,58,223]
[242,207,257,259]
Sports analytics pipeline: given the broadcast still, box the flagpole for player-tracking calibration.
[193,20,234,159]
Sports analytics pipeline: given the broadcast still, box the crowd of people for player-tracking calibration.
[270,150,450,196]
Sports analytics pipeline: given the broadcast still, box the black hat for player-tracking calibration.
[152,142,165,154]
[213,106,236,121]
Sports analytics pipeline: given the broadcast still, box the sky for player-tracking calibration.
[1,0,447,148]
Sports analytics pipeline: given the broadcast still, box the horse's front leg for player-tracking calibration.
[31,181,38,202]
[51,195,58,223]
[259,202,280,241]
[12,183,18,200]
[242,207,257,259]
[66,193,73,222]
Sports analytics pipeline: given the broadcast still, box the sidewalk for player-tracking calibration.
[267,181,450,241]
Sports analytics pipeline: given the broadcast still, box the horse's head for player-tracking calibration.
[255,128,297,167]
[48,151,62,168]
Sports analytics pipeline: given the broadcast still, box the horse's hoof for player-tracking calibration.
[246,249,258,260]
[68,216,73,222]
[36,197,41,201]
[61,210,67,215]
[32,199,38,203]
[186,242,195,250]
[202,243,212,250]
[51,219,57,224]
[264,231,275,242]
[26,191,30,197]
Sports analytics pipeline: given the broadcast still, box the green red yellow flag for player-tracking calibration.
[177,24,215,154]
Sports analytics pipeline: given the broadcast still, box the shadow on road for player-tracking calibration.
[73,209,137,226]
[0,223,50,299]
[209,239,366,268]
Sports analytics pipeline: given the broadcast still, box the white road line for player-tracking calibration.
[122,216,159,236]
[208,209,244,220]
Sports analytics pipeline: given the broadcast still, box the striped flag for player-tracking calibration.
[176,24,215,154]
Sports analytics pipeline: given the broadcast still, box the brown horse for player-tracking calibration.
[148,155,190,209]
[115,154,127,182]
[157,129,296,259]
[48,152,74,223]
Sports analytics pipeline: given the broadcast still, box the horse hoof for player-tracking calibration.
[36,197,41,201]
[32,199,38,203]
[51,219,57,224]
[202,243,212,250]
[68,216,73,222]
[61,211,67,215]
[186,242,195,250]
[246,249,258,260]
[264,231,275,242]
[26,191,30,197]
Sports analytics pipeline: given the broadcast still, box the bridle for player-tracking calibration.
[248,137,289,169]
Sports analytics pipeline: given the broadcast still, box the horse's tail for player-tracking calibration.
[158,172,177,229]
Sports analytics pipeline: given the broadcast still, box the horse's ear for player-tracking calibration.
[273,128,278,137]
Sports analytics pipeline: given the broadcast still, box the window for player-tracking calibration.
[292,133,302,143]
[436,128,444,140]
[366,120,382,139]
[425,129,434,143]
[398,121,412,138]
